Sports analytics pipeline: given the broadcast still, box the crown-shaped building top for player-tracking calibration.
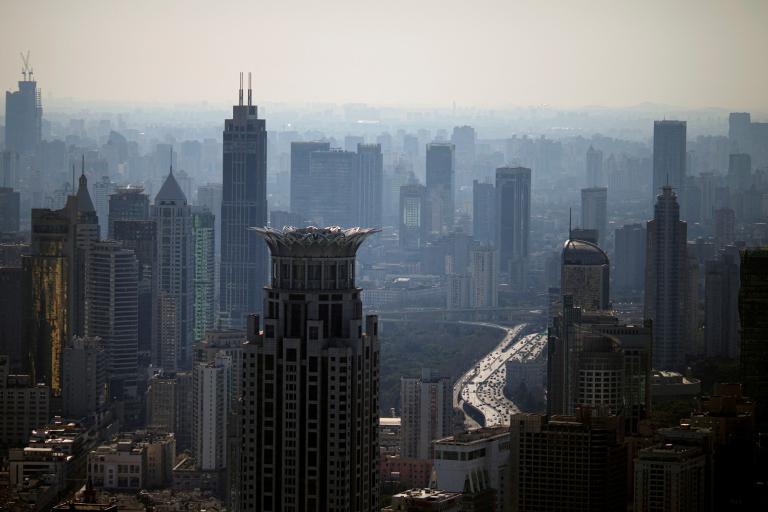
[252,226,379,258]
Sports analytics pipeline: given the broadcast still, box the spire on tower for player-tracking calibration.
[81,154,85,176]
[248,72,252,107]
[239,72,244,106]
[169,146,174,175]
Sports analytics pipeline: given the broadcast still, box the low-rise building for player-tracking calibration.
[651,370,701,401]
[87,431,175,491]
[380,456,433,491]
[634,444,708,512]
[384,488,463,512]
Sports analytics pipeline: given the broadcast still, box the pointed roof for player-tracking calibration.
[155,169,187,203]
[76,171,96,212]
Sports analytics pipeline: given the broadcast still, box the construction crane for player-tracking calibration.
[20,50,33,81]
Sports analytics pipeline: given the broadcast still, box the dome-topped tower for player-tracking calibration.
[561,237,610,311]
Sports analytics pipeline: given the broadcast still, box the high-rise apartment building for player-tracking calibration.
[496,167,531,287]
[580,187,608,246]
[357,143,384,228]
[614,224,646,293]
[239,226,380,512]
[4,66,42,154]
[192,207,215,342]
[739,248,768,430]
[426,143,455,233]
[472,180,495,244]
[193,352,232,471]
[290,141,330,218]
[400,368,453,460]
[652,121,687,207]
[399,183,429,250]
[586,145,603,187]
[152,169,193,370]
[645,186,688,370]
[714,208,735,251]
[560,238,610,311]
[107,186,149,239]
[220,76,268,328]
[85,241,139,398]
[62,336,107,418]
[509,410,626,512]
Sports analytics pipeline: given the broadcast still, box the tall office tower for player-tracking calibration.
[0,150,20,189]
[240,226,380,512]
[153,168,194,370]
[220,76,268,329]
[645,186,687,370]
[0,267,24,372]
[181,140,203,176]
[197,183,223,258]
[739,248,768,430]
[495,167,531,287]
[560,238,610,311]
[193,352,232,471]
[614,224,646,292]
[0,187,20,233]
[85,241,138,398]
[729,112,752,153]
[399,183,429,250]
[62,335,107,418]
[4,61,42,154]
[357,143,384,228]
[113,220,156,359]
[107,185,149,239]
[580,187,608,246]
[91,176,114,238]
[451,126,476,187]
[652,121,687,207]
[509,410,626,512]
[469,244,498,308]
[728,153,752,194]
[472,180,495,244]
[634,445,707,512]
[585,145,604,187]
[704,251,740,359]
[426,142,455,233]
[714,208,735,251]
[23,172,99,396]
[192,207,216,343]
[400,368,453,459]
[290,142,330,218]
[306,149,360,226]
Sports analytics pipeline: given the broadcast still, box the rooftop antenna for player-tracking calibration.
[20,51,32,81]
[247,72,252,107]
[81,155,85,177]
[238,72,243,106]
[72,163,75,191]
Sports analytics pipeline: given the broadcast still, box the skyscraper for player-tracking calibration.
[4,60,42,154]
[0,187,20,233]
[729,112,752,154]
[192,207,215,342]
[739,248,768,430]
[107,185,149,239]
[240,226,380,511]
[560,238,610,311]
[62,335,107,419]
[728,153,752,193]
[357,143,384,228]
[193,352,232,471]
[614,224,646,293]
[153,167,193,370]
[306,149,360,226]
[652,121,687,206]
[85,241,139,399]
[451,126,476,188]
[220,74,268,329]
[495,167,531,287]
[704,250,740,359]
[469,244,498,308]
[399,183,429,250]
[580,187,608,246]
[400,368,453,459]
[197,183,223,259]
[426,143,455,233]
[290,141,330,218]
[586,146,603,187]
[645,186,688,370]
[472,180,495,244]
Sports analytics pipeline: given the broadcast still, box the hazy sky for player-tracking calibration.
[1,0,766,110]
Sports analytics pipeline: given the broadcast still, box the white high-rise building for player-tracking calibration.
[400,368,454,460]
[193,353,232,471]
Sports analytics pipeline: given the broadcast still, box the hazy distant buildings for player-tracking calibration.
[469,244,498,308]
[426,143,455,233]
[0,187,20,233]
[290,141,330,218]
[580,187,608,246]
[307,149,359,226]
[108,186,149,239]
[472,180,495,244]
[239,226,380,511]
[192,207,215,343]
[400,368,453,460]
[614,224,646,293]
[645,186,687,370]
[451,126,476,188]
[586,146,604,187]
[152,169,193,370]
[399,183,429,250]
[219,78,268,328]
[197,183,223,259]
[652,121,687,206]
[357,143,384,227]
[4,68,42,154]
[496,167,531,287]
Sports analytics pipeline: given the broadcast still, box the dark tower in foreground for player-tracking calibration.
[240,226,380,512]
[220,73,268,328]
[739,248,768,430]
